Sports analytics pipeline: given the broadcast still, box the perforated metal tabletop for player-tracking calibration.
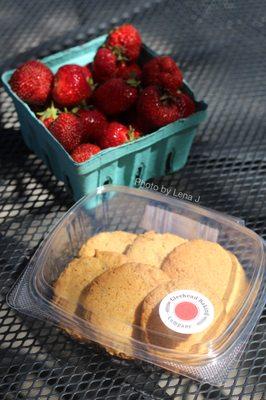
[0,1,265,399]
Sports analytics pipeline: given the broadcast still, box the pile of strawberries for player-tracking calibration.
[10,24,196,163]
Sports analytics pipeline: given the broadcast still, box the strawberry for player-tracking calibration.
[175,91,196,118]
[100,122,140,149]
[130,126,141,139]
[94,78,139,115]
[143,56,183,95]
[10,60,53,106]
[42,117,54,128]
[76,108,107,142]
[37,102,59,128]
[71,143,101,163]
[49,113,83,151]
[81,65,91,80]
[81,65,94,89]
[107,24,142,61]
[93,47,118,83]
[116,62,142,80]
[132,114,152,134]
[52,64,92,108]
[137,86,181,129]
[120,108,150,135]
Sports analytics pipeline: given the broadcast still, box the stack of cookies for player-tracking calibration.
[53,230,248,359]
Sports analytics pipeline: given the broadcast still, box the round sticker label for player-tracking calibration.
[159,290,214,334]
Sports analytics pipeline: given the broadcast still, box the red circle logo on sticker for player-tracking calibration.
[159,290,214,334]
[175,301,198,320]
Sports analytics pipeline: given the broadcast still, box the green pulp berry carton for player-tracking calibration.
[2,35,207,200]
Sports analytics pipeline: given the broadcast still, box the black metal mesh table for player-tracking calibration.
[0,1,265,399]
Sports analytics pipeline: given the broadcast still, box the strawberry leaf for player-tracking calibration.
[128,125,137,141]
[37,101,59,120]
[126,78,140,88]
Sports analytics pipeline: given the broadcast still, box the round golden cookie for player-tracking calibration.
[162,239,234,301]
[94,250,129,269]
[140,278,225,355]
[53,257,108,315]
[80,263,169,358]
[225,251,248,318]
[125,231,187,268]
[79,231,137,257]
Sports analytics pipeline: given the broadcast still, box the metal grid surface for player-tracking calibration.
[0,0,265,399]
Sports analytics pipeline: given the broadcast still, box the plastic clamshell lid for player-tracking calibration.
[7,185,265,385]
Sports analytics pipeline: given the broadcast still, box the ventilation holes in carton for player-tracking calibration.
[134,163,145,186]
[103,176,112,186]
[165,151,175,174]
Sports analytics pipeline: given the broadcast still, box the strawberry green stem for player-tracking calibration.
[126,78,140,88]
[37,101,59,120]
[128,125,136,141]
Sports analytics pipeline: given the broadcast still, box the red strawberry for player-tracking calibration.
[107,24,141,61]
[93,47,118,83]
[81,65,94,89]
[94,78,138,115]
[100,122,140,149]
[137,86,181,129]
[10,60,53,106]
[76,108,107,142]
[132,114,152,134]
[175,91,196,118]
[71,143,101,163]
[116,62,142,80]
[130,126,141,139]
[120,108,150,134]
[52,64,92,108]
[37,102,59,128]
[143,56,183,95]
[81,65,91,80]
[42,117,54,128]
[49,113,83,151]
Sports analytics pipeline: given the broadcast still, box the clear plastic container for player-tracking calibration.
[7,185,265,386]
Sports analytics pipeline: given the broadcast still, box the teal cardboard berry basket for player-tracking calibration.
[1,35,207,201]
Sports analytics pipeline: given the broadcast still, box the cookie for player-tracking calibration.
[94,250,129,269]
[126,231,186,268]
[53,256,110,341]
[140,278,225,355]
[80,262,169,358]
[79,231,137,257]
[53,257,108,315]
[225,252,248,317]
[162,239,235,301]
